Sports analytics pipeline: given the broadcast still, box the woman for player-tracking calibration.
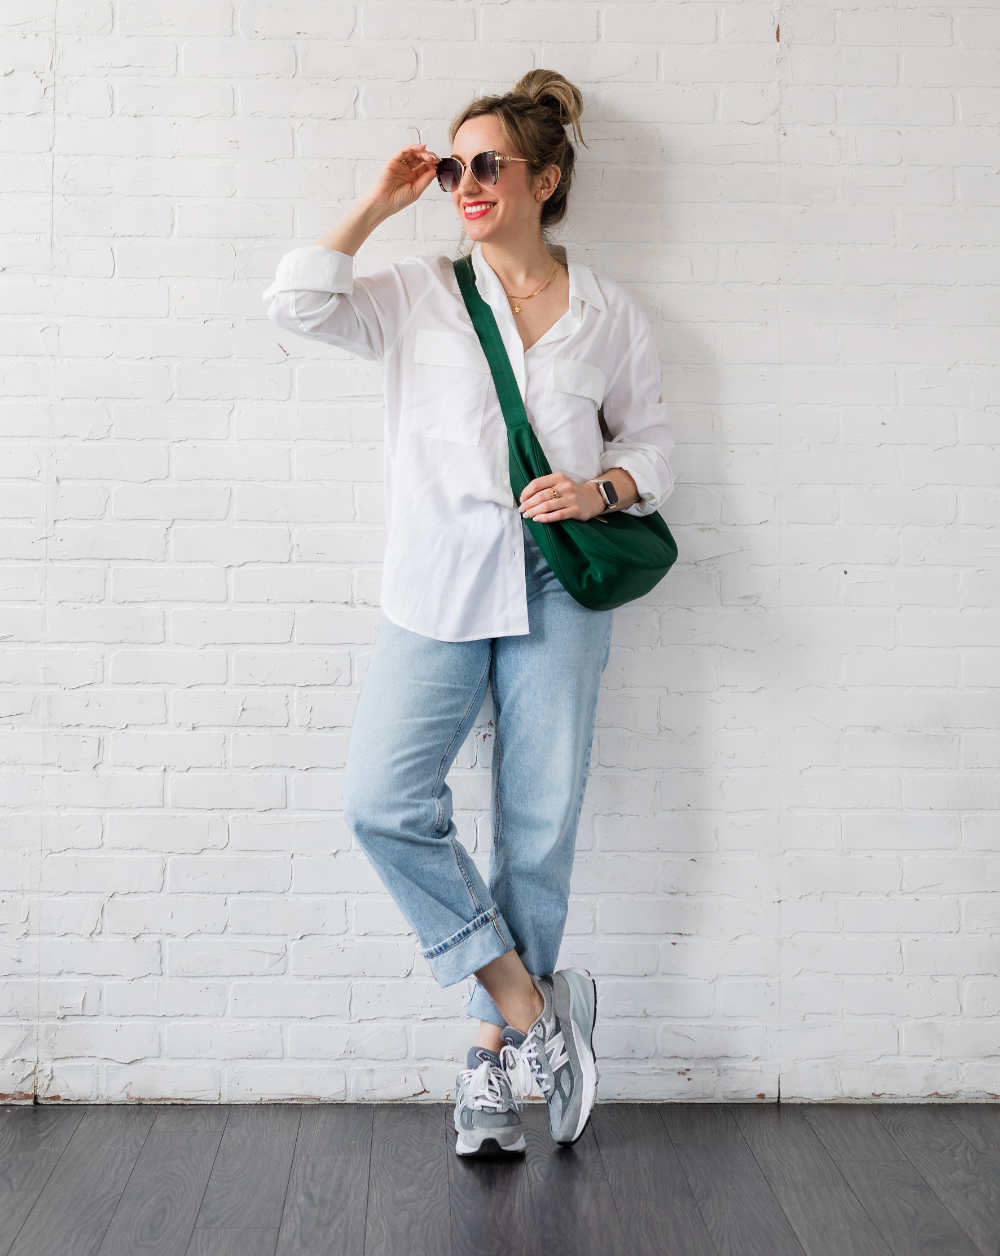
[262,70,675,1156]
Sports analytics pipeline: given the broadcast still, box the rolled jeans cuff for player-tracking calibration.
[420,904,514,987]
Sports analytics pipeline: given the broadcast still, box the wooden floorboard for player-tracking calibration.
[591,1101,716,1255]
[95,1116,225,1256]
[274,1104,373,1256]
[366,1105,450,1256]
[514,1100,628,1256]
[0,1105,84,1254]
[803,1104,985,1255]
[871,1103,1000,1255]
[2,1101,998,1256]
[731,1102,888,1255]
[662,1103,807,1255]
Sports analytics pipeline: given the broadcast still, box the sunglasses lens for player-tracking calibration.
[437,152,499,191]
[436,158,460,192]
[471,151,498,185]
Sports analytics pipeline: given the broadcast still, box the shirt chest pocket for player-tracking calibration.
[551,357,606,407]
[546,357,607,442]
[404,328,492,446]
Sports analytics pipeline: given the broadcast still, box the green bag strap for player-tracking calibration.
[453,254,529,433]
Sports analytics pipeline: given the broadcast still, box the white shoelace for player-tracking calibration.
[457,1057,516,1112]
[499,1038,543,1104]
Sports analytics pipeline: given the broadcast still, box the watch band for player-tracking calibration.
[588,478,618,512]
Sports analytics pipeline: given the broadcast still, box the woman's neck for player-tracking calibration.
[480,239,563,291]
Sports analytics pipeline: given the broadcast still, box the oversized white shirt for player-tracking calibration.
[261,239,676,641]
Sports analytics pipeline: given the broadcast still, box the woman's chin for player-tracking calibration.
[461,209,501,232]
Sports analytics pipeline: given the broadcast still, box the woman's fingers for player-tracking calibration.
[400,144,438,163]
[391,146,438,176]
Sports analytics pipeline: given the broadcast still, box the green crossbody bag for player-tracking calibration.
[453,253,678,612]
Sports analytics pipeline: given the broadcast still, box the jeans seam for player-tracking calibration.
[449,835,484,915]
[566,674,603,852]
[488,652,508,953]
[489,703,508,950]
[421,904,499,958]
[432,651,492,834]
[490,673,503,865]
[431,650,491,920]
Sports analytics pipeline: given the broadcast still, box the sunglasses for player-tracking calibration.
[435,149,529,193]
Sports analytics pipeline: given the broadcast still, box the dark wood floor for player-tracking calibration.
[2,1099,999,1255]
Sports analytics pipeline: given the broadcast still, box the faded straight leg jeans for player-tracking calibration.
[343,515,614,1028]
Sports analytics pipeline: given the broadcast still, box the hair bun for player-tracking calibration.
[510,69,584,142]
[538,91,569,123]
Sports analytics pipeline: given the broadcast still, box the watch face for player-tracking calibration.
[603,480,619,506]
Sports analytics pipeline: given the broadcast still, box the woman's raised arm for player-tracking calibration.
[261,144,439,361]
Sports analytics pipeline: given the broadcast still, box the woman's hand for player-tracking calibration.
[362,144,440,218]
[518,473,606,523]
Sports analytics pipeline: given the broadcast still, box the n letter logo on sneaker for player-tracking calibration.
[546,1029,569,1074]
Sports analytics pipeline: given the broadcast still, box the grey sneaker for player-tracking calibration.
[500,968,599,1146]
[453,1044,527,1157]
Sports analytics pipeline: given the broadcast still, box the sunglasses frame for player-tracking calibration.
[436,149,529,193]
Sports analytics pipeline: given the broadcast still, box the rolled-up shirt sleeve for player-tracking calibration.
[598,294,676,518]
[261,244,418,362]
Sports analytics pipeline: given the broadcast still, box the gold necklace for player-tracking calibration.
[502,258,563,315]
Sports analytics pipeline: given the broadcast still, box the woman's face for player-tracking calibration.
[449,115,545,242]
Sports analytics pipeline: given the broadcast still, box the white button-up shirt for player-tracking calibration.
[261,239,676,641]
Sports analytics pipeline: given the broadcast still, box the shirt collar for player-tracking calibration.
[469,239,606,316]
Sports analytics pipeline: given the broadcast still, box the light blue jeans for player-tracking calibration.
[343,515,614,1028]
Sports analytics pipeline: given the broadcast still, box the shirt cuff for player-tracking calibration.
[267,244,355,298]
[599,448,668,518]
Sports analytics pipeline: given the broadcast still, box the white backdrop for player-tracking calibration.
[3,0,999,1103]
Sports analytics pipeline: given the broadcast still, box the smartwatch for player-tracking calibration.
[589,478,619,513]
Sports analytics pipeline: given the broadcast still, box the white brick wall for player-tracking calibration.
[2,2,998,1104]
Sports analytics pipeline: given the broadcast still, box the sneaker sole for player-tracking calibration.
[453,1119,527,1157]
[552,967,599,1145]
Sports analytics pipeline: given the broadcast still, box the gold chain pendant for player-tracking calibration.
[512,303,521,314]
